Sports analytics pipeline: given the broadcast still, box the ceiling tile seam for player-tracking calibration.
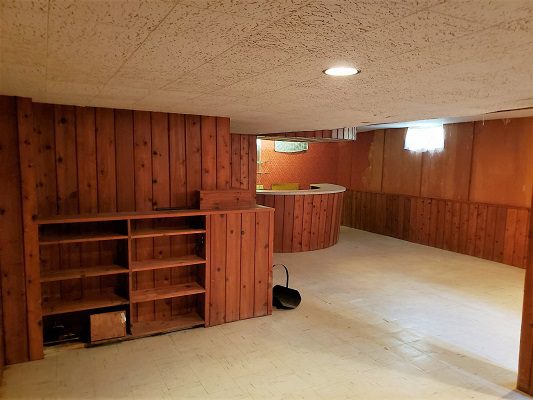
[91,0,182,99]
[133,1,316,105]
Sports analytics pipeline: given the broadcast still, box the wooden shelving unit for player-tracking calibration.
[40,232,128,245]
[42,294,129,316]
[37,211,210,347]
[131,282,205,303]
[131,227,205,239]
[40,265,129,282]
[131,255,205,272]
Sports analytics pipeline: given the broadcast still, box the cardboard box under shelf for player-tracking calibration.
[90,311,126,342]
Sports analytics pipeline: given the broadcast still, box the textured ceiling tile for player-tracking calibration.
[362,11,484,59]
[0,0,48,65]
[119,4,264,79]
[133,89,201,109]
[431,0,533,25]
[0,63,46,98]
[163,42,301,93]
[46,0,177,82]
[1,0,533,133]
[179,0,310,20]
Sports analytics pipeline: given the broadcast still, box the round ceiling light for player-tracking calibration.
[324,66,359,76]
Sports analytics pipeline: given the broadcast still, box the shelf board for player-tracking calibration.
[131,255,206,272]
[130,312,204,337]
[43,293,129,316]
[131,282,205,303]
[41,265,129,282]
[40,232,128,245]
[131,227,205,239]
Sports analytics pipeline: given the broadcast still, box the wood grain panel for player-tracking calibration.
[95,108,117,212]
[342,190,530,269]
[225,214,240,322]
[169,113,187,208]
[421,123,474,201]
[382,128,422,196]
[254,212,270,317]
[0,96,261,364]
[470,118,533,208]
[216,118,231,190]
[115,109,135,212]
[185,115,201,208]
[201,116,217,190]
[240,213,255,319]
[16,98,43,360]
[209,214,226,326]
[54,105,78,214]
[257,193,344,253]
[350,130,384,192]
[518,194,533,394]
[0,97,29,363]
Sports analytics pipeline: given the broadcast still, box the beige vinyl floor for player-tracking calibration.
[1,227,529,399]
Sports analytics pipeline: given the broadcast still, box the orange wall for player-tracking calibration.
[257,140,347,189]
[343,118,533,208]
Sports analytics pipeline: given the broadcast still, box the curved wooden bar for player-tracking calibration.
[256,184,345,253]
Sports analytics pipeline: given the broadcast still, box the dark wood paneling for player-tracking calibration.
[0,96,259,364]
[257,193,344,253]
[342,190,530,269]
[518,194,533,394]
[0,97,29,364]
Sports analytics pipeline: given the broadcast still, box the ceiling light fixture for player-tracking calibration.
[324,66,359,76]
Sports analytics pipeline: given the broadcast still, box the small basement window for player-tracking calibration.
[404,125,445,152]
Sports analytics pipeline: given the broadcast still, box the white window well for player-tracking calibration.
[404,125,445,152]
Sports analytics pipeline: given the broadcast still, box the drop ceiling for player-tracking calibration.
[1,0,532,134]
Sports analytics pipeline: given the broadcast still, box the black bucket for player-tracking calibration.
[272,264,301,309]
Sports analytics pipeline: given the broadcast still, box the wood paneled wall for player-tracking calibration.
[256,192,343,253]
[209,210,273,325]
[29,102,256,216]
[342,190,530,269]
[340,118,532,268]
[518,194,533,394]
[0,95,259,364]
[0,97,29,364]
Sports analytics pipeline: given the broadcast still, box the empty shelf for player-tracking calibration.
[131,312,204,337]
[40,265,129,282]
[131,227,205,239]
[131,282,205,303]
[40,232,128,245]
[42,293,129,316]
[131,255,206,272]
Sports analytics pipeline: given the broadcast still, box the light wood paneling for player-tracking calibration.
[470,118,533,208]
[421,123,474,200]
[382,128,423,196]
[350,130,384,192]
[208,209,274,326]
